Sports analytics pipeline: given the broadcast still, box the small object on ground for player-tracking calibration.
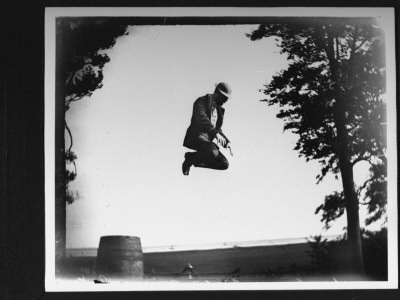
[222,268,241,282]
[94,275,109,284]
[181,263,195,279]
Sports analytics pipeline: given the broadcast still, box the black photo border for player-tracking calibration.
[1,0,399,299]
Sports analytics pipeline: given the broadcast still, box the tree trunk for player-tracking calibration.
[55,20,66,275]
[335,121,365,274]
[326,27,365,274]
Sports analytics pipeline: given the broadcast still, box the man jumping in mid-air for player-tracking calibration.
[182,82,233,176]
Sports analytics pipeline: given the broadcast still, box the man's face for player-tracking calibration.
[215,93,228,106]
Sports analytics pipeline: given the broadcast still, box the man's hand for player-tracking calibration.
[216,133,227,147]
[227,143,233,156]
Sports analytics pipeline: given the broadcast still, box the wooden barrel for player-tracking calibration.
[96,236,144,279]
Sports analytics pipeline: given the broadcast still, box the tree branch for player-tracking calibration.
[72,160,77,178]
[357,169,382,199]
[65,120,78,182]
[65,95,85,110]
[349,26,359,61]
[334,36,340,60]
[357,177,374,197]
[351,154,372,167]
[314,25,330,57]
[359,200,371,206]
[65,120,73,153]
[66,94,84,103]
[354,38,368,53]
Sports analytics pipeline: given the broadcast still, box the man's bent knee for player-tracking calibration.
[221,159,229,170]
[211,149,219,158]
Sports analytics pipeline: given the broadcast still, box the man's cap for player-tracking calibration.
[215,82,232,98]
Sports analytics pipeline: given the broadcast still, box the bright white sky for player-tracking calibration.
[65,24,379,249]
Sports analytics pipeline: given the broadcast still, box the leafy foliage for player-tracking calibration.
[247,21,386,226]
[306,235,331,272]
[306,228,387,278]
[58,18,128,110]
[362,159,387,225]
[361,227,388,278]
[57,18,128,202]
[65,149,77,185]
[315,191,345,229]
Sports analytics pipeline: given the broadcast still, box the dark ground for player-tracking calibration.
[60,242,386,282]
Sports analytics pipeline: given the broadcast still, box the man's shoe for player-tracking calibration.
[182,160,191,176]
[182,152,193,175]
[184,152,193,160]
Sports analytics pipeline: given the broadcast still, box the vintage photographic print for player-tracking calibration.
[44,7,397,291]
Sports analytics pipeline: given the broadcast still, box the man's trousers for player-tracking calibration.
[188,136,229,170]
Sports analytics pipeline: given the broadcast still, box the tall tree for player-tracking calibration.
[55,17,128,272]
[247,19,386,274]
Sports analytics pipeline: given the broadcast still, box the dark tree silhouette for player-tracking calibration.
[55,17,128,271]
[247,19,386,274]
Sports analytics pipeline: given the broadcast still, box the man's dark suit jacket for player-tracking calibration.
[183,94,230,150]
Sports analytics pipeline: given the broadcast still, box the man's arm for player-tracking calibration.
[218,130,230,145]
[215,131,233,156]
